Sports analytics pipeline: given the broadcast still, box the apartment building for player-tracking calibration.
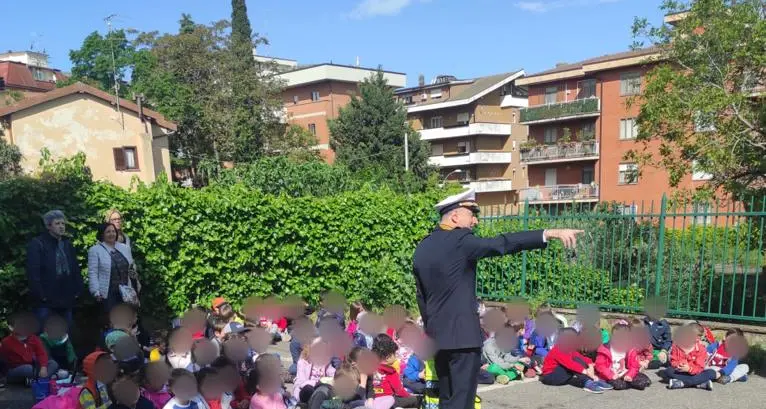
[0,51,68,95]
[515,48,713,208]
[396,71,529,213]
[275,62,406,162]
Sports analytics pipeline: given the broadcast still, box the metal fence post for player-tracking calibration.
[654,194,668,297]
[521,199,529,296]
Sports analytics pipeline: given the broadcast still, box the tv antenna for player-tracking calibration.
[104,14,123,128]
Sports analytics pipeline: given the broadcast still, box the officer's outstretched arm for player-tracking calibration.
[460,230,546,260]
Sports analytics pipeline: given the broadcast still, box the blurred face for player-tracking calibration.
[676,329,696,349]
[94,356,119,384]
[48,218,66,237]
[170,329,194,354]
[114,336,140,361]
[557,332,579,353]
[45,319,68,341]
[579,328,602,352]
[724,335,749,359]
[359,313,383,335]
[103,225,118,244]
[398,325,420,349]
[318,319,344,341]
[182,310,207,334]
[246,328,272,354]
[218,365,240,392]
[256,369,282,395]
[292,319,317,346]
[383,305,407,331]
[112,378,140,406]
[495,327,518,351]
[309,341,332,366]
[354,348,379,375]
[193,339,219,366]
[645,298,667,320]
[223,337,250,362]
[323,292,346,314]
[13,318,36,338]
[610,328,631,352]
[631,326,651,349]
[506,302,529,323]
[171,375,198,402]
[447,208,478,229]
[334,374,358,400]
[199,374,223,400]
[146,363,171,391]
[108,211,123,230]
[576,306,600,328]
[534,315,557,338]
[482,309,507,334]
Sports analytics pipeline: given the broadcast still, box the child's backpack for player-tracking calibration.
[31,386,83,409]
[422,360,481,409]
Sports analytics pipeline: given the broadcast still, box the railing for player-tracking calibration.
[520,97,600,124]
[518,184,599,202]
[429,151,513,167]
[469,179,513,193]
[418,122,512,141]
[521,141,599,163]
[475,195,766,323]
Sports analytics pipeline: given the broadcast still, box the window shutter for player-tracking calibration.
[113,148,126,171]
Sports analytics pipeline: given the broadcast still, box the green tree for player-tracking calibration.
[66,30,136,96]
[329,70,434,189]
[266,125,320,163]
[0,138,22,180]
[629,0,766,199]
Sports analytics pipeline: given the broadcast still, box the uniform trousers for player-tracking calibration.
[434,348,481,409]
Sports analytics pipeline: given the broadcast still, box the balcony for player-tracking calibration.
[418,122,511,141]
[518,184,599,203]
[469,179,513,193]
[429,151,513,167]
[520,97,600,124]
[521,141,599,164]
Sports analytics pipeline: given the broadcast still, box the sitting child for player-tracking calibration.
[480,308,507,343]
[706,328,750,384]
[528,311,558,361]
[141,361,173,409]
[0,312,57,383]
[644,304,672,366]
[163,369,202,409]
[197,367,225,409]
[352,312,381,350]
[665,324,717,391]
[371,334,420,409]
[594,322,651,390]
[40,314,76,374]
[108,373,155,409]
[167,328,195,371]
[540,328,604,394]
[211,356,250,409]
[108,330,145,375]
[482,325,531,384]
[347,347,376,407]
[81,351,119,409]
[345,302,366,338]
[191,338,219,372]
[402,353,426,394]
[308,363,365,409]
[248,354,288,409]
[293,338,336,403]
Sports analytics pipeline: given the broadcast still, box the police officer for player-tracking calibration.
[413,188,582,409]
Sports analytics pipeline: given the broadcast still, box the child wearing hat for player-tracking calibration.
[81,351,119,409]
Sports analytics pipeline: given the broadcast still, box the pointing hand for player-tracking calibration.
[543,229,584,249]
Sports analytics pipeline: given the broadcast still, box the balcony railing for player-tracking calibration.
[518,184,599,203]
[429,151,513,167]
[520,97,600,124]
[418,122,511,141]
[521,141,599,163]
[469,179,513,193]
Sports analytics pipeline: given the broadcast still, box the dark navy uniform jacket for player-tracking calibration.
[413,226,546,350]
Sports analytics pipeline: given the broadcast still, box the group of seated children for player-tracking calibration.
[477,299,751,394]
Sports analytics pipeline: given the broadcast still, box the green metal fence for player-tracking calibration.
[475,195,766,323]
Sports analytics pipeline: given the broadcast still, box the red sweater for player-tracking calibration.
[0,334,49,369]
[542,345,592,376]
[670,342,707,375]
[373,364,410,398]
[594,345,642,381]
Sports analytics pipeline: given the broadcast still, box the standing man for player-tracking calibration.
[26,210,83,329]
[413,189,581,409]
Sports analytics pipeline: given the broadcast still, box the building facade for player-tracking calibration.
[275,63,406,163]
[0,82,175,188]
[396,71,529,213]
[0,51,68,95]
[516,48,711,208]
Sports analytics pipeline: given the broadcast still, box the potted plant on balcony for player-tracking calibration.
[557,128,575,149]
[520,139,539,152]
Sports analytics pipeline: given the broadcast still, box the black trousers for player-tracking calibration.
[609,373,652,390]
[403,378,426,394]
[540,366,589,388]
[435,348,481,409]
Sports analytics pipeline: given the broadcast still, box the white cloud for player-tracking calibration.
[348,0,430,19]
[515,0,621,13]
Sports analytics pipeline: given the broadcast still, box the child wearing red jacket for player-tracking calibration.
[371,334,420,408]
[0,312,58,383]
[594,323,651,390]
[665,324,717,390]
[541,328,605,394]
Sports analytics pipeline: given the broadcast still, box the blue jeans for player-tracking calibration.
[289,338,302,376]
[6,361,59,383]
[35,308,73,332]
[665,367,717,387]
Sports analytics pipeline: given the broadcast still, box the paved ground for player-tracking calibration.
[2,341,763,409]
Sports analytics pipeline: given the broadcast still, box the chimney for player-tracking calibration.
[555,62,568,68]
[418,74,425,87]
[355,56,360,67]
[136,94,145,122]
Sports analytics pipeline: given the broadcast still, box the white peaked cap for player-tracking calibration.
[434,188,479,215]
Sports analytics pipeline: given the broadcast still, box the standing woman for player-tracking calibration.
[88,223,140,312]
[105,209,131,249]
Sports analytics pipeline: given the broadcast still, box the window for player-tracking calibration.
[582,166,595,184]
[544,127,557,144]
[457,112,470,125]
[694,111,716,132]
[113,147,139,171]
[692,160,713,181]
[431,143,443,156]
[577,79,596,99]
[500,83,528,98]
[620,72,641,96]
[693,202,713,224]
[293,95,299,104]
[544,86,558,104]
[581,123,595,140]
[402,95,413,105]
[618,163,639,185]
[311,91,320,101]
[429,116,443,129]
[457,141,469,154]
[430,88,442,99]
[308,123,317,136]
[619,118,638,140]
[32,68,47,81]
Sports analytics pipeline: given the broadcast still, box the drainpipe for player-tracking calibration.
[597,74,603,201]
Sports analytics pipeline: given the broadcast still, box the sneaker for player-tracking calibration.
[696,380,713,391]
[583,380,604,394]
[738,375,748,382]
[667,379,685,390]
[496,375,511,385]
[0,377,6,390]
[596,380,614,390]
[524,368,537,378]
[717,375,731,384]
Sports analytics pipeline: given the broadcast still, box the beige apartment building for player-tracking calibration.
[395,71,529,213]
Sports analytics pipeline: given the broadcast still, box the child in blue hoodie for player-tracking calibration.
[706,328,749,384]
[402,354,426,394]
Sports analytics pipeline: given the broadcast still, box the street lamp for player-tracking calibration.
[441,169,464,186]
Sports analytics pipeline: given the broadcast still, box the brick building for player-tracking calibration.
[0,51,68,95]
[396,71,529,213]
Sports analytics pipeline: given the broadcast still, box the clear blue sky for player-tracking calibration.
[0,0,666,87]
